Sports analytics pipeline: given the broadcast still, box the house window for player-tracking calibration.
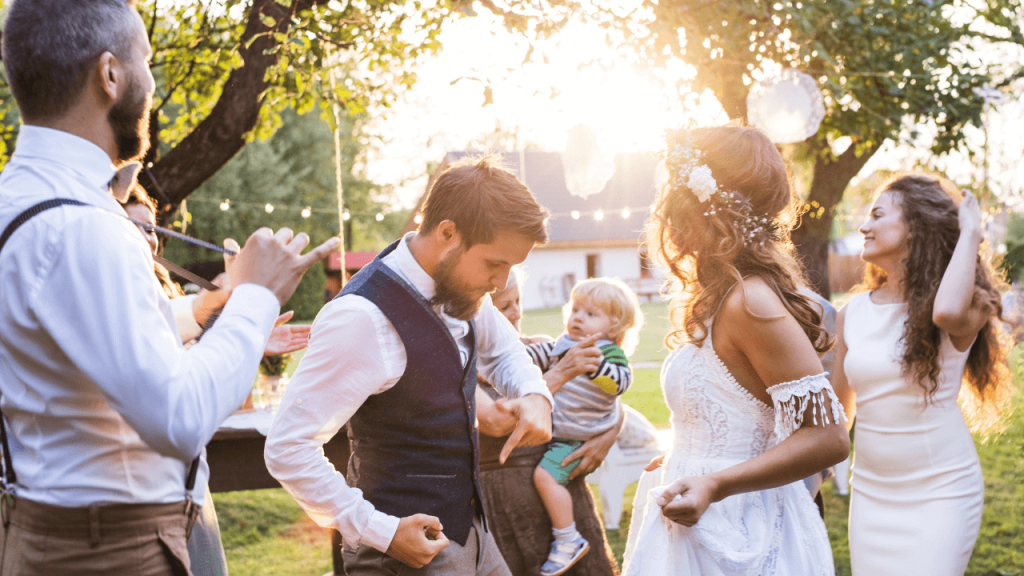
[639,248,653,279]
[586,253,600,279]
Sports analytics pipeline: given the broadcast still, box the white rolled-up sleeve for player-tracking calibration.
[264,297,402,553]
[30,213,279,462]
[169,294,203,343]
[475,296,553,406]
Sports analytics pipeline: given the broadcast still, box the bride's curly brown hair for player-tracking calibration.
[648,125,830,354]
[863,174,1012,434]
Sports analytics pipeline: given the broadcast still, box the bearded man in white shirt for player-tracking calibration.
[0,1,337,574]
[265,156,555,575]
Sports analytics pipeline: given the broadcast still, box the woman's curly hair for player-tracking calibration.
[647,125,830,354]
[863,175,1012,435]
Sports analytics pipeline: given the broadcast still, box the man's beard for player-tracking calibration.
[430,250,487,321]
[107,74,152,165]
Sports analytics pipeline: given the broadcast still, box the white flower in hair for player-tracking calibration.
[686,165,718,203]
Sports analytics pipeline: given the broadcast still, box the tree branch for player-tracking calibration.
[146,0,327,222]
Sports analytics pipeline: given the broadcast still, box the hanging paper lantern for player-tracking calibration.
[746,68,825,144]
[562,124,616,199]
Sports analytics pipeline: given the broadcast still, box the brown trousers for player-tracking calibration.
[0,496,194,576]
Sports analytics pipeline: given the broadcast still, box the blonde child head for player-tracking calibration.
[562,278,644,356]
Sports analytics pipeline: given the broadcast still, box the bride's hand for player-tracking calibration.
[644,454,665,471]
[657,475,720,527]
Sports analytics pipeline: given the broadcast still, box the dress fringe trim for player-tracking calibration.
[765,373,847,441]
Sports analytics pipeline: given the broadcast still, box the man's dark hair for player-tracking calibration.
[2,0,140,120]
[420,155,549,248]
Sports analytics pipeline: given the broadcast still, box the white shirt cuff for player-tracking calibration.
[522,379,554,408]
[170,294,203,342]
[359,510,401,553]
[227,284,280,326]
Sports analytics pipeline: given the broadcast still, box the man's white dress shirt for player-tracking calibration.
[265,233,553,553]
[0,126,279,506]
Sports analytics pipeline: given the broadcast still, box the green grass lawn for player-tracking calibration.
[219,302,1024,575]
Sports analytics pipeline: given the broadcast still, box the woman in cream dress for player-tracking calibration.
[831,175,1013,575]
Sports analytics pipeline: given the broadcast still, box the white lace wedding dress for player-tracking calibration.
[622,323,842,575]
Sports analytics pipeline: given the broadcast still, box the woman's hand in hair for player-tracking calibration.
[933,190,990,344]
[958,190,983,241]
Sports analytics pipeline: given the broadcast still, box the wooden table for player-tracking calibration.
[207,419,351,575]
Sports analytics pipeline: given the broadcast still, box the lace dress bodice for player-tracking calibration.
[661,337,775,467]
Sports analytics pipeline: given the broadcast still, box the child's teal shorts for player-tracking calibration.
[539,438,585,486]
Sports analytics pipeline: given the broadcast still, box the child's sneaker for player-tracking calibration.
[540,535,590,576]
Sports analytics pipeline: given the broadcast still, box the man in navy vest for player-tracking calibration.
[266,155,555,575]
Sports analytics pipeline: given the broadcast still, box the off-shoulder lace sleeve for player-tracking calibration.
[765,373,846,441]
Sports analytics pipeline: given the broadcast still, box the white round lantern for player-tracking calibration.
[746,68,825,144]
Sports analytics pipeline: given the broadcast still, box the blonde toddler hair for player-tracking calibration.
[562,278,644,356]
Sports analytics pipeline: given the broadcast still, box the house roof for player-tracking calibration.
[327,251,376,270]
[406,150,660,246]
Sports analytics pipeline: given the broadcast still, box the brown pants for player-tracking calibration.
[0,496,194,576]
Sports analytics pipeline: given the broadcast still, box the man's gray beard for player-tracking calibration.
[430,251,486,321]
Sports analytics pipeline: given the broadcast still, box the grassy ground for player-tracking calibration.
[219,302,1024,575]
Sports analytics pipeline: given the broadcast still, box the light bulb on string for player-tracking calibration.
[375,213,384,222]
[594,210,604,221]
[621,208,631,219]
[219,200,230,211]
[301,207,312,218]
[571,210,580,220]
[342,211,351,221]
[414,214,423,225]
[265,203,274,214]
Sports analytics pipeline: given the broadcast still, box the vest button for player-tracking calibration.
[470,496,477,507]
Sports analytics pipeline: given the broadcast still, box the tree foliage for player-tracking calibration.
[477,0,1024,294]
[0,0,454,222]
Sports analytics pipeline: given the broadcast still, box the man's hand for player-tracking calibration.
[223,229,339,306]
[564,421,618,480]
[264,311,311,356]
[495,394,552,464]
[386,514,449,568]
[657,475,721,527]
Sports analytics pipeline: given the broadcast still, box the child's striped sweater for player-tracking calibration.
[526,335,633,441]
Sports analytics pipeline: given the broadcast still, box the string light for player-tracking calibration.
[219,200,230,211]
[301,207,312,218]
[414,214,423,224]
[265,203,274,214]
[594,210,604,221]
[343,211,351,221]
[375,213,384,222]
[571,210,581,220]
[621,208,631,219]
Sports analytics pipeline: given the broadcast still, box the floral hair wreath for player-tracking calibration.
[662,129,780,247]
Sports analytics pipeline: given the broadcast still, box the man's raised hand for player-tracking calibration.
[387,514,449,568]
[224,228,339,306]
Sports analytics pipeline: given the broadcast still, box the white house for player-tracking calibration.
[406,150,666,310]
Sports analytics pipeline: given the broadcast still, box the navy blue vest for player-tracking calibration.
[338,240,484,546]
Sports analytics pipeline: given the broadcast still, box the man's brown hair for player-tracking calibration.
[420,155,548,247]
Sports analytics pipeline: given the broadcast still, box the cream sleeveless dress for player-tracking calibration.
[622,320,842,575]
[845,293,983,575]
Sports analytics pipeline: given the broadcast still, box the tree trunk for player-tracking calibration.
[145,0,316,224]
[792,141,879,298]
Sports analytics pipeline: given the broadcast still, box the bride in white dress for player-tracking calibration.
[830,175,1013,575]
[622,126,849,575]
